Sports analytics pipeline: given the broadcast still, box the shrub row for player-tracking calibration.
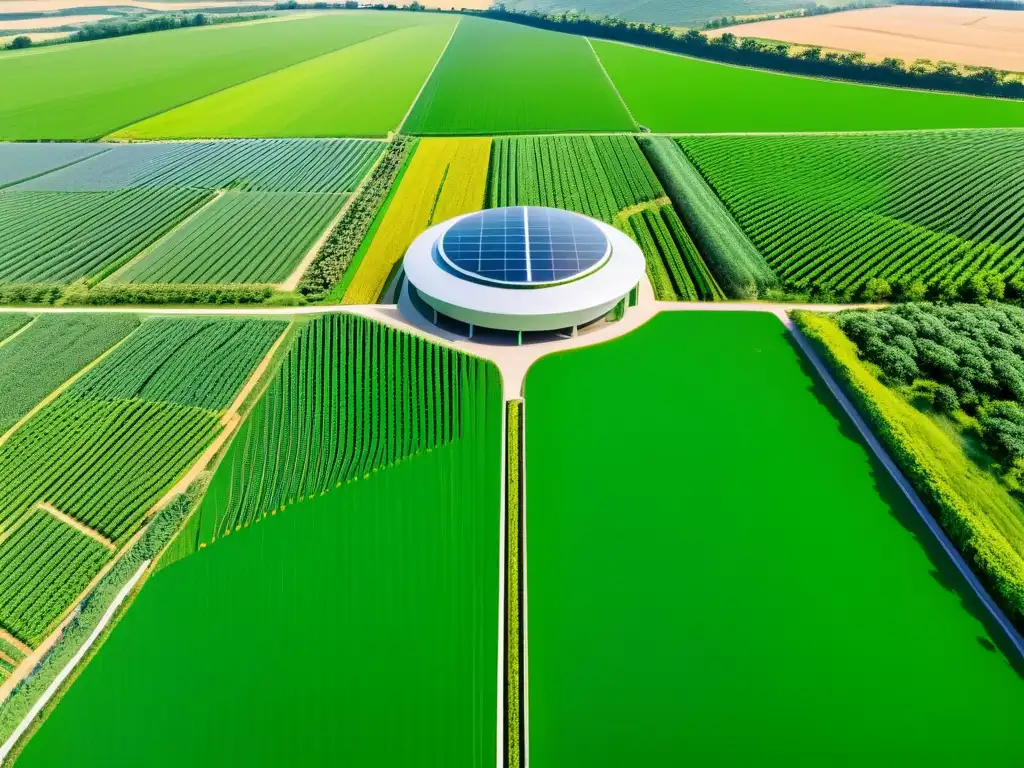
[299,136,412,300]
[506,399,523,768]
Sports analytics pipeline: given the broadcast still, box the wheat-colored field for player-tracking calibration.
[711,6,1024,72]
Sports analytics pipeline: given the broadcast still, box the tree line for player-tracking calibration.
[482,6,1024,101]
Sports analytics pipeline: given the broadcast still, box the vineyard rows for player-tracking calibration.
[0,314,139,433]
[115,191,347,285]
[0,507,111,646]
[678,130,1024,299]
[0,632,25,684]
[0,317,285,646]
[15,139,382,194]
[183,313,497,546]
[0,189,208,284]
[343,138,491,304]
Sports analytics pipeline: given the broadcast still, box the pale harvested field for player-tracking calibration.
[0,14,110,30]
[711,6,1024,72]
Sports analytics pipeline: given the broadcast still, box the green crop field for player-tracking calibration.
[18,139,382,193]
[525,311,1024,766]
[0,507,111,647]
[679,130,1024,299]
[0,139,379,287]
[0,314,139,434]
[0,144,105,188]
[592,40,1024,132]
[114,191,346,285]
[0,189,208,284]
[16,315,503,768]
[0,12,440,140]
[180,313,484,546]
[114,20,456,139]
[0,317,284,645]
[403,16,635,135]
[488,135,720,299]
[0,314,30,342]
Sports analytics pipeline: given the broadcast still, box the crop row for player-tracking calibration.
[0,314,140,434]
[115,191,347,285]
[0,188,209,284]
[16,139,383,194]
[192,313,497,542]
[627,204,724,301]
[70,317,286,411]
[678,131,1024,299]
[0,507,111,646]
[0,143,105,189]
[488,135,661,224]
[343,138,491,305]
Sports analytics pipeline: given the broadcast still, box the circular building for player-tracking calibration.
[402,206,645,335]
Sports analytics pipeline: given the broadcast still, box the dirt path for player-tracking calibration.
[0,560,149,766]
[0,317,34,349]
[101,190,224,286]
[0,326,133,451]
[587,36,639,130]
[0,649,14,667]
[38,503,115,553]
[0,631,29,659]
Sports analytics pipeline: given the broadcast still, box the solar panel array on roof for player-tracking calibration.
[439,207,609,286]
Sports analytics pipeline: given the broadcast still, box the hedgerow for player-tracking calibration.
[299,137,412,300]
[793,309,1024,632]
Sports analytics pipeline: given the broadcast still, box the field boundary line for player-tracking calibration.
[586,37,639,131]
[278,145,390,291]
[0,147,113,191]
[598,37,1024,105]
[520,398,531,768]
[0,631,29,660]
[780,310,1024,659]
[0,328,136,452]
[38,503,115,553]
[98,28,402,140]
[396,16,460,134]
[100,189,225,286]
[0,560,149,766]
[0,325,284,703]
[0,318,35,350]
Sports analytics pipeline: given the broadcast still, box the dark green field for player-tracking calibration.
[15,390,502,766]
[525,311,1024,766]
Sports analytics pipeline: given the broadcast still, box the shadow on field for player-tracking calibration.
[781,330,1024,681]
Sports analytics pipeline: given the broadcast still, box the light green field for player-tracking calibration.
[113,20,457,139]
[403,16,635,135]
[526,311,1024,766]
[0,12,438,140]
[592,40,1024,132]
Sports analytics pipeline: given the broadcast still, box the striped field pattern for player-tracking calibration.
[0,189,208,284]
[186,313,498,544]
[114,191,347,285]
[678,130,1024,298]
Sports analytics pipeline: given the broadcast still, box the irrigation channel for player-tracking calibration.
[1,288,1022,767]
